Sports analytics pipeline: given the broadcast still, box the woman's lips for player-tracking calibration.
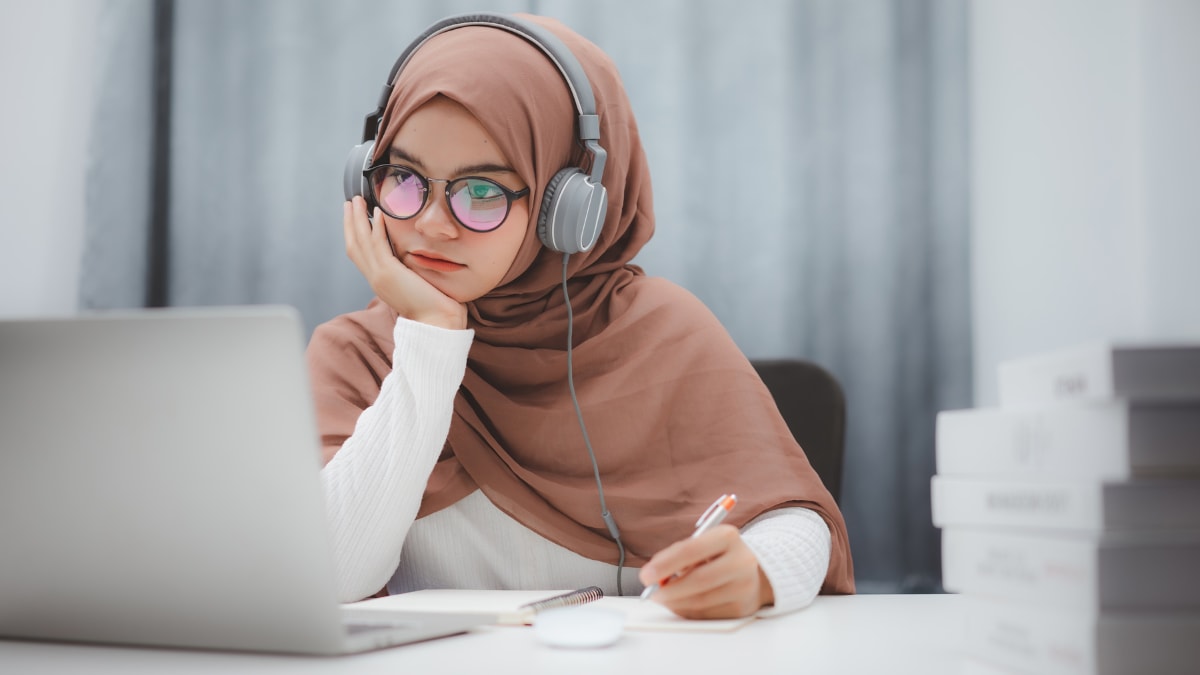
[407,252,466,272]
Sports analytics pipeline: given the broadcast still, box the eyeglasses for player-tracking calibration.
[364,163,530,232]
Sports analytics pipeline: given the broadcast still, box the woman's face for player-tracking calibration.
[380,96,531,303]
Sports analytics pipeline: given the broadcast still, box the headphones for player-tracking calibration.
[343,12,609,255]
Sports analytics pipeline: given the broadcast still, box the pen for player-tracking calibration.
[640,493,738,601]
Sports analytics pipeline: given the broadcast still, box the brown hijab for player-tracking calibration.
[308,14,854,594]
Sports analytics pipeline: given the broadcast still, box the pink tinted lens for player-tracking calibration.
[449,179,507,231]
[375,168,424,217]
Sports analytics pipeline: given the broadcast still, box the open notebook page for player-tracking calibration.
[345,589,755,632]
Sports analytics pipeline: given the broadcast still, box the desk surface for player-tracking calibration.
[1,594,979,675]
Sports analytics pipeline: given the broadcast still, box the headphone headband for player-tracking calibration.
[361,13,600,146]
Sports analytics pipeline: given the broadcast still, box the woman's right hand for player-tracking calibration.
[343,196,468,331]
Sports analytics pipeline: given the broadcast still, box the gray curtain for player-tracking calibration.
[82,0,970,592]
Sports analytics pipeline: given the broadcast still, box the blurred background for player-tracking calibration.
[1,0,1196,593]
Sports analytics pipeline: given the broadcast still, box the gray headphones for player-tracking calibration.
[343,12,608,254]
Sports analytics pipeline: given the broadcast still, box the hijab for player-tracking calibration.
[307,14,854,593]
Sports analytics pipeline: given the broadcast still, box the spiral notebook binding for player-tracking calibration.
[518,586,604,614]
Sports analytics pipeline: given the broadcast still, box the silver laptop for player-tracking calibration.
[0,306,486,655]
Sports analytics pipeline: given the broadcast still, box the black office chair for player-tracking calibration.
[751,359,846,504]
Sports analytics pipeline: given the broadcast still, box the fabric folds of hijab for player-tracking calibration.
[307,15,854,593]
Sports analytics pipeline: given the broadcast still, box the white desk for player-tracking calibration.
[0,594,977,674]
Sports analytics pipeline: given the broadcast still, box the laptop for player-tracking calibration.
[0,305,487,655]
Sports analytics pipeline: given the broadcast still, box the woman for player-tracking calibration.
[309,13,854,620]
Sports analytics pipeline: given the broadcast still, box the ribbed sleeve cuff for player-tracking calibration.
[390,316,474,400]
[741,507,832,617]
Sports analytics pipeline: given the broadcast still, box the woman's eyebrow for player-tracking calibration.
[387,146,517,176]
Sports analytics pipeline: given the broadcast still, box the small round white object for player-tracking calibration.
[532,606,625,648]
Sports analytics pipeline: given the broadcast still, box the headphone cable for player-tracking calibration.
[562,253,626,596]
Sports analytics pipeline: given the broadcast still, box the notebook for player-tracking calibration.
[0,306,488,655]
[348,589,758,632]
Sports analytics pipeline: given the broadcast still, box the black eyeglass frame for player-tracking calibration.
[363,163,531,233]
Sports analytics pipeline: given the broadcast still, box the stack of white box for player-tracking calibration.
[931,342,1200,675]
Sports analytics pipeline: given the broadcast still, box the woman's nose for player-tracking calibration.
[412,182,460,239]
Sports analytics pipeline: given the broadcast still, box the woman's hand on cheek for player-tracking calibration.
[344,196,467,331]
[637,524,774,620]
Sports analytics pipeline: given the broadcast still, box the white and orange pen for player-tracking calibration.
[640,493,738,601]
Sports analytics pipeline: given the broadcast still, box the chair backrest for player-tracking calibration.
[751,359,846,504]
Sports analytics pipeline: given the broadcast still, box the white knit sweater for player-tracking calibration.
[321,316,832,616]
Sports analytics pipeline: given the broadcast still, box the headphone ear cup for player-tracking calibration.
[343,141,376,206]
[537,169,573,252]
[537,168,608,254]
